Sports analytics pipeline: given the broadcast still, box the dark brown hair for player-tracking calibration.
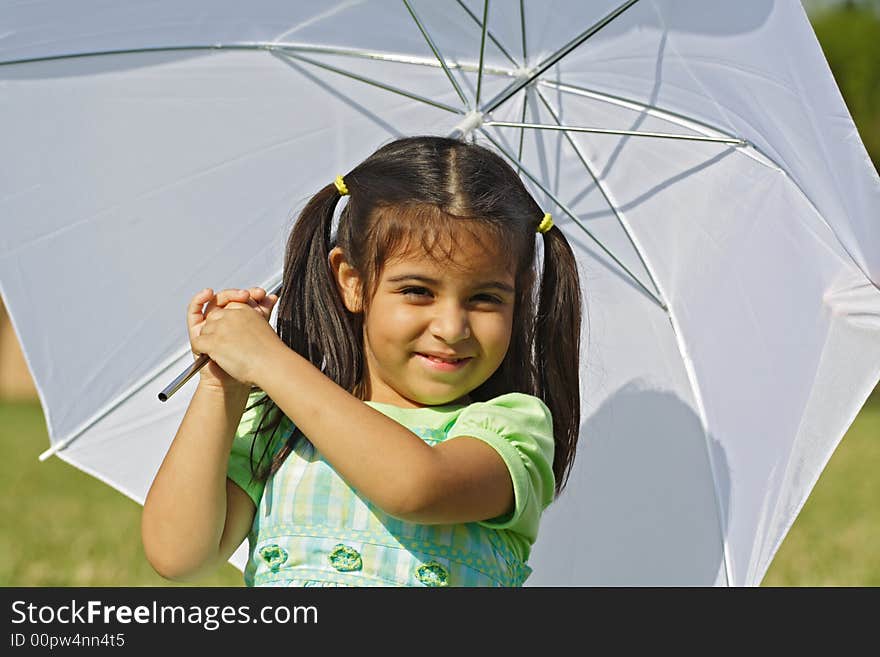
[245,136,582,496]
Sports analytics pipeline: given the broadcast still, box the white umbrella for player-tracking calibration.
[1,0,877,586]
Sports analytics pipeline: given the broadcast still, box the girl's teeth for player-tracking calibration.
[426,355,460,363]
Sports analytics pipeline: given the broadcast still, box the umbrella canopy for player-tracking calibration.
[1,0,878,586]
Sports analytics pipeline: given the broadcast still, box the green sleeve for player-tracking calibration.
[226,390,286,508]
[447,392,556,546]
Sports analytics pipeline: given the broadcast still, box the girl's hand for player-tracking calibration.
[189,288,282,389]
[187,287,279,392]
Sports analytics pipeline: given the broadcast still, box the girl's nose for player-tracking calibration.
[429,304,471,343]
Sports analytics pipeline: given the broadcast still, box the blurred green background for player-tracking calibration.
[1,1,878,587]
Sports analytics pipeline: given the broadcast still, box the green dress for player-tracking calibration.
[227,392,555,587]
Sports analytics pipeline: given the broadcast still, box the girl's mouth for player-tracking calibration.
[415,353,473,371]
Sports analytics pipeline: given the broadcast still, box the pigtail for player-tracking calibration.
[280,183,360,384]
[535,224,583,496]
[246,182,363,481]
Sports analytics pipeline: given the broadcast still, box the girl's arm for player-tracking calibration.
[254,345,514,525]
[142,287,275,581]
[190,296,515,526]
[141,382,256,582]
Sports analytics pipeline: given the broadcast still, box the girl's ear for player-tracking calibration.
[328,246,363,314]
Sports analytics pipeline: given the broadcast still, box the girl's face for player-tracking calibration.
[329,231,516,408]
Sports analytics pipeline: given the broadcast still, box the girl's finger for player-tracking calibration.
[187,288,213,327]
[256,294,278,319]
[218,288,249,306]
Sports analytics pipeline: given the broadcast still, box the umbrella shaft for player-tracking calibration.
[158,355,209,402]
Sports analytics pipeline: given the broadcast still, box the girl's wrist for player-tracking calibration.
[248,338,289,391]
[196,379,252,403]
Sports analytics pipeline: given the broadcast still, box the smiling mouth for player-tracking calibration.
[415,353,472,364]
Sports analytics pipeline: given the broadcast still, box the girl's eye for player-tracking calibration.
[401,287,431,298]
[399,287,502,304]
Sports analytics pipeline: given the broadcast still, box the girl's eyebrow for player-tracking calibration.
[387,274,514,293]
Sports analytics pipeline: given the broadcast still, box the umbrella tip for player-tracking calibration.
[38,445,56,462]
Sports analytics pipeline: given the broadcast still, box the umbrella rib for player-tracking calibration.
[536,79,748,145]
[0,42,517,78]
[0,44,251,67]
[479,128,667,311]
[540,79,880,292]
[534,88,665,304]
[403,0,470,109]
[455,0,520,68]
[484,121,746,145]
[517,88,529,176]
[481,0,643,114]
[516,0,528,173]
[274,43,514,76]
[476,1,490,109]
[275,51,465,115]
[0,43,312,67]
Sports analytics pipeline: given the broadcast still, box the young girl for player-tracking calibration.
[142,136,582,587]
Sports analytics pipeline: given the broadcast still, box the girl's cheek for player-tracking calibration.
[387,304,424,326]
[475,311,512,339]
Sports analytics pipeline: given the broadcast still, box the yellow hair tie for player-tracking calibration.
[334,175,349,196]
[537,213,553,234]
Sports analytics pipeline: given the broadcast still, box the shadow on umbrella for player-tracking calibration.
[531,381,731,586]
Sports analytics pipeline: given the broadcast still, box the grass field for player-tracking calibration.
[1,396,877,586]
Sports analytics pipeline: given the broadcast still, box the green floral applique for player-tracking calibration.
[328,544,363,572]
[259,544,288,572]
[415,561,449,587]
